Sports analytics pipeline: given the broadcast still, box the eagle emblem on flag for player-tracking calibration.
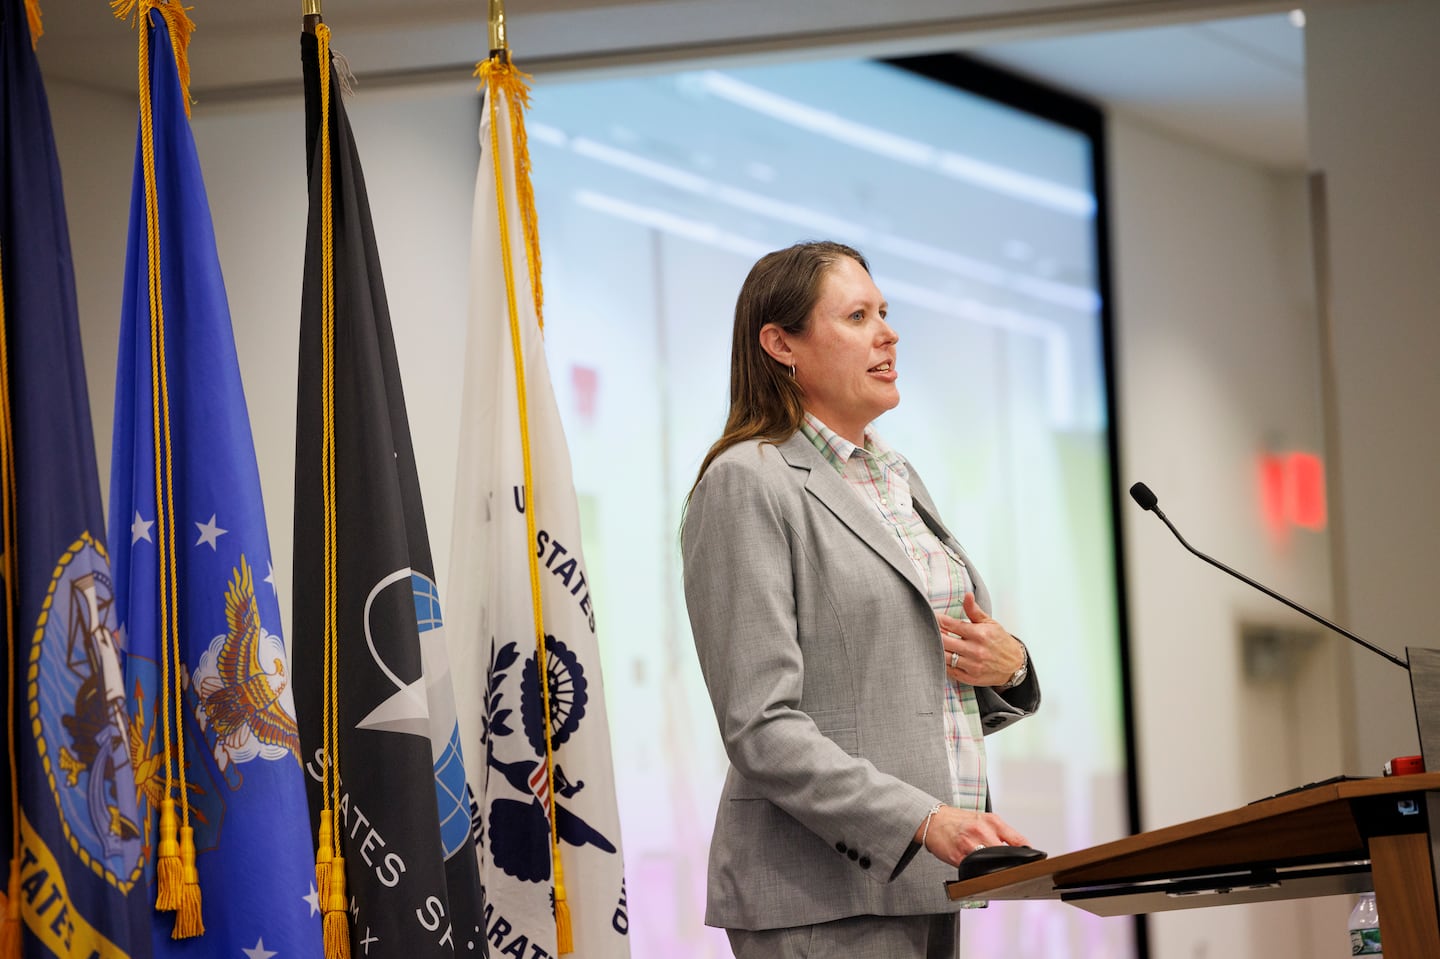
[194,555,301,766]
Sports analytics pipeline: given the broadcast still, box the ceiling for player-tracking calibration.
[32,0,1307,170]
[977,14,1306,169]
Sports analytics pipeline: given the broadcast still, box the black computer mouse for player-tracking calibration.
[957,844,1048,880]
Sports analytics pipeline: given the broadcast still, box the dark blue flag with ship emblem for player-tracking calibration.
[0,2,151,956]
[106,5,321,958]
[291,22,485,959]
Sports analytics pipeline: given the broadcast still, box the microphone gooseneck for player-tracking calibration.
[1128,480,1408,670]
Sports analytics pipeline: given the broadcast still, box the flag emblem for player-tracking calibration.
[192,556,302,768]
[353,570,475,862]
[30,534,144,891]
[480,636,616,886]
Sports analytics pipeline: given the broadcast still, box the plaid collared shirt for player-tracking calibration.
[800,414,988,813]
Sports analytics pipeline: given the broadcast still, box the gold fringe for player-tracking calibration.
[154,797,182,910]
[322,856,350,959]
[0,857,21,959]
[474,54,545,330]
[112,0,197,117]
[23,0,41,48]
[170,826,203,938]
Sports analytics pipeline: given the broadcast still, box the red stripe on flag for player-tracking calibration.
[529,761,550,812]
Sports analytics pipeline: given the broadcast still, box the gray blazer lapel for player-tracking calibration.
[775,432,928,599]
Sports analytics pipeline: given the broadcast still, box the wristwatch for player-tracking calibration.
[997,639,1028,691]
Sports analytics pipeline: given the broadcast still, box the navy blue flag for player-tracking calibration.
[0,2,151,956]
[292,24,485,959]
[106,6,321,958]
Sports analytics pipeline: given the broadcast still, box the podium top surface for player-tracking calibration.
[946,772,1440,903]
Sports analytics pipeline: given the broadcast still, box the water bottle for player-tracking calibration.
[1348,891,1382,956]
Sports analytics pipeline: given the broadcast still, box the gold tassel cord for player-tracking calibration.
[314,817,333,903]
[314,23,349,959]
[310,0,334,882]
[476,55,572,954]
[310,21,336,921]
[154,798,181,910]
[0,242,26,959]
[172,826,203,938]
[129,0,179,914]
[322,856,349,959]
[117,0,203,934]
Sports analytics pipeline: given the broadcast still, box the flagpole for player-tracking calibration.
[488,0,507,57]
[303,0,321,34]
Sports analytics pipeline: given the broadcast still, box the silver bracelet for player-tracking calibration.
[919,801,945,847]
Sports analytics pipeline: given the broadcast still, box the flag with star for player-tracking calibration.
[106,4,320,958]
[0,1,151,956]
[290,22,485,959]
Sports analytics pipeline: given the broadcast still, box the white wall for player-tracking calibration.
[45,79,135,509]
[1306,0,1440,776]
[1109,113,1350,959]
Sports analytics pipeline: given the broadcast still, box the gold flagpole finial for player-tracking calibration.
[488,0,507,57]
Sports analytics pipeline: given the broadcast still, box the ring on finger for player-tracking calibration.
[948,651,960,668]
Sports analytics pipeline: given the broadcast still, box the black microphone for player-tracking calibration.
[1127,481,1408,670]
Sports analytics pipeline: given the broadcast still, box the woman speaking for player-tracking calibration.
[682,241,1041,958]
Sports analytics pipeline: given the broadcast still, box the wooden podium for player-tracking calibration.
[946,773,1440,959]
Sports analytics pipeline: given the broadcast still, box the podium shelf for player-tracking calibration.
[946,772,1440,917]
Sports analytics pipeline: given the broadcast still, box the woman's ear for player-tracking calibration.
[758,323,793,366]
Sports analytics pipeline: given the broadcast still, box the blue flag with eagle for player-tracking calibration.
[106,3,321,957]
[0,1,150,956]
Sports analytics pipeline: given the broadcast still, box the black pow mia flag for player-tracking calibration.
[293,27,486,959]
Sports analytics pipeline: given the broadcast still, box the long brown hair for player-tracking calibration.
[690,241,869,495]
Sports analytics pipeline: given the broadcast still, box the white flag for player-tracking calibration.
[447,58,631,959]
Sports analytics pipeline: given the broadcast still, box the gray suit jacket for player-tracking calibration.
[682,432,1041,931]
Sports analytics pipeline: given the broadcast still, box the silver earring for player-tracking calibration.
[789,364,796,379]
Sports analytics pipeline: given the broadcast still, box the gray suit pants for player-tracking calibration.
[726,913,959,959]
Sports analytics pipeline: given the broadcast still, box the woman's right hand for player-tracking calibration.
[914,804,1030,867]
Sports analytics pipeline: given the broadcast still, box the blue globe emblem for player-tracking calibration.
[411,572,471,859]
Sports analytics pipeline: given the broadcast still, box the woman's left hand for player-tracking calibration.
[937,593,1025,687]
